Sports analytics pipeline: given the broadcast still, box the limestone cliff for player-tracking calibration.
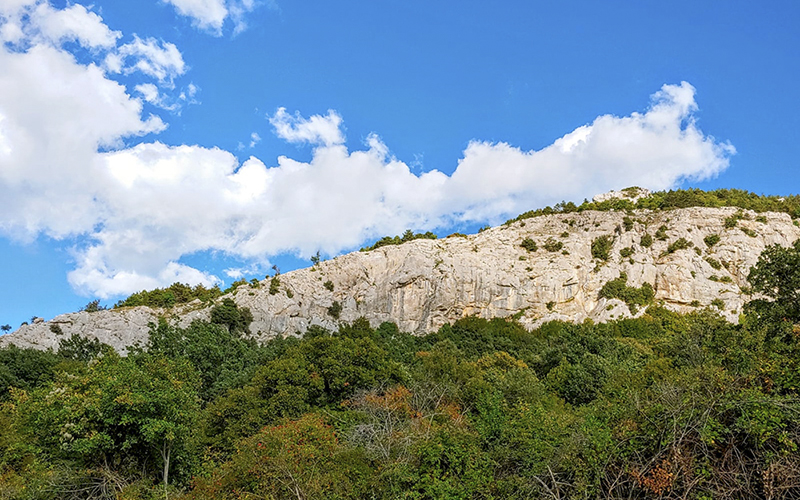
[3,206,798,353]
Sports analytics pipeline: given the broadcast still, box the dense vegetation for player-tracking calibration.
[506,188,800,224]
[360,230,438,252]
[114,282,225,309]
[3,243,800,498]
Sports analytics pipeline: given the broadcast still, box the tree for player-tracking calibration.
[15,353,200,488]
[1,324,11,334]
[210,298,253,334]
[746,240,800,333]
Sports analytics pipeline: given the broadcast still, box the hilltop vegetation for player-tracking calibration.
[358,188,800,256]
[506,187,800,224]
[2,242,800,498]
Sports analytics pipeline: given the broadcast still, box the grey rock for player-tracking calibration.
[2,206,797,352]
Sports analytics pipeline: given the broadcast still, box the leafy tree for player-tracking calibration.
[210,298,253,334]
[0,345,59,399]
[57,333,109,362]
[15,353,200,488]
[746,240,800,336]
[146,318,263,401]
[186,414,371,500]
[0,324,10,334]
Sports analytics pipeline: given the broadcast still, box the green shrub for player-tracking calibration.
[115,282,223,309]
[598,272,655,313]
[328,301,342,319]
[591,235,614,261]
[543,238,563,252]
[324,280,334,292]
[269,276,280,295]
[361,230,437,251]
[724,213,742,228]
[520,238,537,252]
[210,298,254,334]
[622,216,634,231]
[655,225,668,240]
[546,301,555,311]
[742,227,757,237]
[640,233,653,248]
[619,247,634,258]
[665,237,693,254]
[756,215,768,223]
[711,298,725,309]
[560,231,570,238]
[705,257,722,270]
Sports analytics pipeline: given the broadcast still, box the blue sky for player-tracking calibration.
[0,0,798,329]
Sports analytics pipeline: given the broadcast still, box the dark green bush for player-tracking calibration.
[704,233,720,247]
[520,238,537,252]
[622,216,634,231]
[591,235,614,261]
[598,272,655,313]
[543,238,563,252]
[328,301,342,319]
[665,237,693,254]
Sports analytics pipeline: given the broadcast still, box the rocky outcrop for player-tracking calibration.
[2,206,798,352]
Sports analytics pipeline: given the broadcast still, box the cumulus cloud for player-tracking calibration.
[0,0,120,48]
[106,36,186,85]
[269,107,345,147]
[161,0,258,35]
[0,4,735,300]
[0,43,164,238]
[32,3,121,49]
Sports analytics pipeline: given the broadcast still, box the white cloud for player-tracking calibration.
[162,0,227,34]
[0,43,164,238]
[0,24,734,305]
[269,107,345,147]
[109,36,186,85]
[0,0,119,49]
[32,3,121,49]
[249,132,261,148]
[161,0,259,35]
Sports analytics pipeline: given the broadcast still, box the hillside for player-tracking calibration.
[3,190,799,352]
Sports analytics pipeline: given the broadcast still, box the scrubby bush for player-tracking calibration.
[704,233,720,247]
[665,237,693,254]
[328,300,342,319]
[591,235,614,261]
[543,238,563,252]
[598,272,655,313]
[520,238,537,252]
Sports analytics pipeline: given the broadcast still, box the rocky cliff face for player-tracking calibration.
[3,206,798,353]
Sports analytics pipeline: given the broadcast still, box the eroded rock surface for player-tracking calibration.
[3,206,797,352]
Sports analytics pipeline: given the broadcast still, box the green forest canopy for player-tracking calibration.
[3,241,800,498]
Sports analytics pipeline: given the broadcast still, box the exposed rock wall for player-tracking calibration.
[3,206,798,352]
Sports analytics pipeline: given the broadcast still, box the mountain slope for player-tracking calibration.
[3,205,798,352]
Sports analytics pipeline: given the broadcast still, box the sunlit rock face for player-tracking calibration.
[3,206,798,352]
